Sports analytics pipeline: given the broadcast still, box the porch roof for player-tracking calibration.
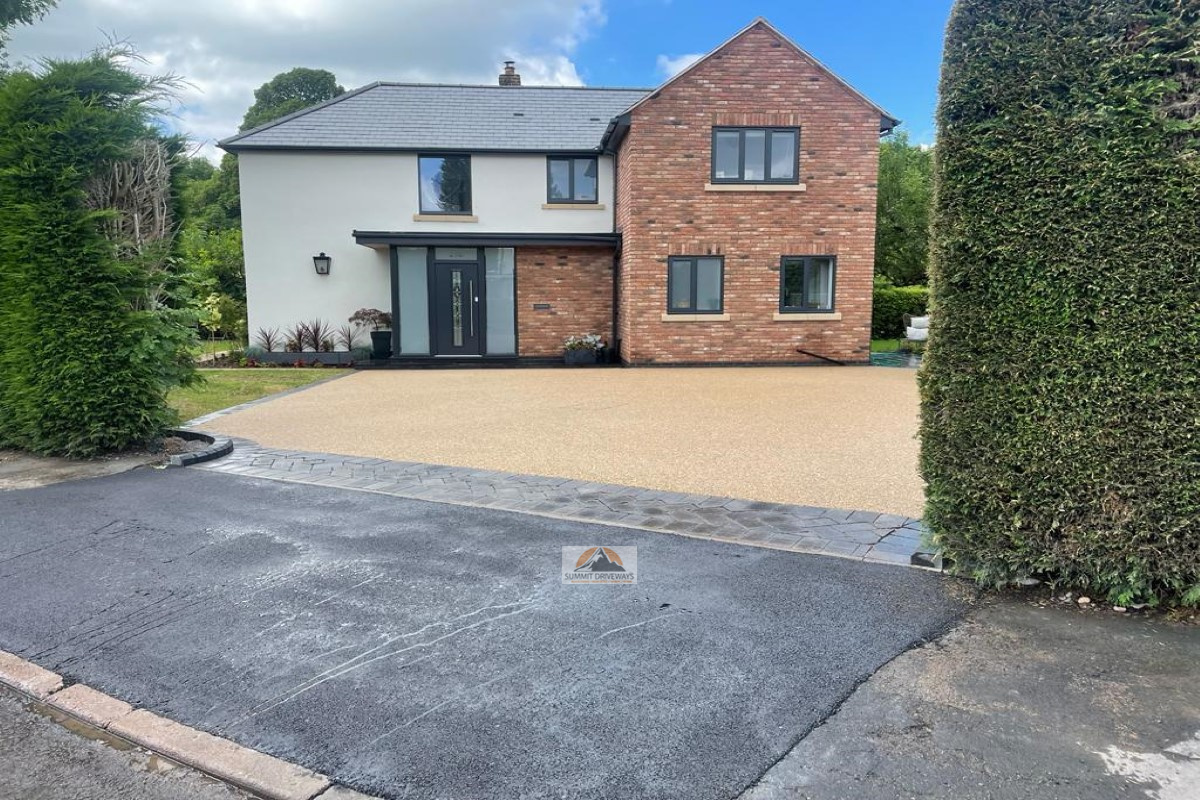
[352,231,620,249]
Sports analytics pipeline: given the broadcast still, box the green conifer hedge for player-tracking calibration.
[0,54,196,457]
[921,0,1200,605]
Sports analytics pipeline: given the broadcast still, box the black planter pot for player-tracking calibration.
[370,330,393,359]
[564,349,598,366]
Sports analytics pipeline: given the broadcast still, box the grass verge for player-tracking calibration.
[170,369,334,422]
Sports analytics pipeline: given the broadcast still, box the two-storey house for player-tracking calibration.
[221,18,897,365]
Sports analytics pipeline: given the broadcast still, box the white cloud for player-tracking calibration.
[655,52,703,78]
[4,0,608,161]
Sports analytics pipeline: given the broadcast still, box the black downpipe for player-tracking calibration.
[611,249,621,363]
[610,148,621,363]
[795,347,845,366]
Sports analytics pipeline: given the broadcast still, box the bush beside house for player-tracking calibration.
[921,0,1200,605]
[872,281,929,339]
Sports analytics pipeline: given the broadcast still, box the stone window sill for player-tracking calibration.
[412,214,478,222]
[773,312,842,321]
[704,183,806,193]
[661,313,731,322]
[541,203,606,210]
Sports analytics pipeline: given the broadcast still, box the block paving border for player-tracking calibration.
[195,437,936,569]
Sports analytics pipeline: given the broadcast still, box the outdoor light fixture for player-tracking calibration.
[312,252,332,275]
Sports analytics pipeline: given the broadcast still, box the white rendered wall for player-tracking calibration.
[238,151,614,339]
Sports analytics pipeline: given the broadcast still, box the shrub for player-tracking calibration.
[283,323,305,353]
[335,323,358,352]
[872,284,929,339]
[253,326,280,352]
[304,318,331,352]
[348,308,391,331]
[921,0,1200,606]
[0,52,197,457]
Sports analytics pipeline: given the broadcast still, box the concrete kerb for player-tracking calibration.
[0,649,381,800]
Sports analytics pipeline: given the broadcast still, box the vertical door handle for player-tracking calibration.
[469,280,475,336]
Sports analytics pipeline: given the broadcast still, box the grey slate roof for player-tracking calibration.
[220,83,651,153]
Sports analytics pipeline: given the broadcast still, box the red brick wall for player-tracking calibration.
[615,22,881,364]
[516,247,614,357]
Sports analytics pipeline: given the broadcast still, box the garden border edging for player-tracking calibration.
[164,429,233,468]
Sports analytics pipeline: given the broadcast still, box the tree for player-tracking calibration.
[172,69,344,336]
[178,153,241,231]
[177,154,214,184]
[179,226,244,301]
[0,49,196,456]
[239,67,343,131]
[0,0,54,42]
[179,225,246,344]
[920,0,1200,605]
[174,68,344,237]
[0,0,55,66]
[874,132,933,286]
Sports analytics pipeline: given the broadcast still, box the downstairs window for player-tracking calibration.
[780,256,835,313]
[667,256,724,314]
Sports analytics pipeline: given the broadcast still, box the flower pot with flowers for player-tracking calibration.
[563,333,604,365]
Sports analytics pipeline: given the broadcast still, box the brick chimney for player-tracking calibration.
[499,61,521,87]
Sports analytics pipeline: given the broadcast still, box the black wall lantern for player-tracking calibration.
[312,252,332,275]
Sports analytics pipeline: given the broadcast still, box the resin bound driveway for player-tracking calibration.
[0,467,965,800]
[197,366,924,518]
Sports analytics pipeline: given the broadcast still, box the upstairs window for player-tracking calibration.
[712,127,799,184]
[668,256,724,314]
[419,155,472,214]
[547,156,598,203]
[780,256,836,313]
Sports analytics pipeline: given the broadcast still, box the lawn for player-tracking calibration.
[193,338,239,357]
[170,369,334,421]
[871,339,903,352]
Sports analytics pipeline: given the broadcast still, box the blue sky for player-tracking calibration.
[7,0,953,157]
[577,1,953,143]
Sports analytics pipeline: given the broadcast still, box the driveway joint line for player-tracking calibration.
[732,615,967,800]
[194,439,938,570]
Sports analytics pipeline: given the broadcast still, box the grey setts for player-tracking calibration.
[197,438,933,568]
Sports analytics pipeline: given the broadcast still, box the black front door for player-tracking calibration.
[432,261,481,355]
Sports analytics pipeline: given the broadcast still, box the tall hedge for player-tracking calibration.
[0,54,195,456]
[921,0,1200,605]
